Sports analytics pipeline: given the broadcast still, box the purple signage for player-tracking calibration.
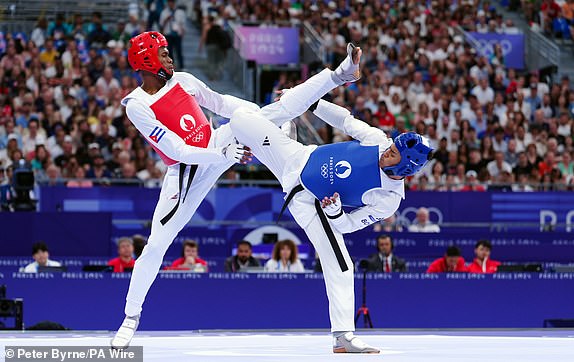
[467,32,525,69]
[236,26,299,64]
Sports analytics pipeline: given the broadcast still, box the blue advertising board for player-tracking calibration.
[38,187,574,231]
[1,272,573,330]
[467,32,525,69]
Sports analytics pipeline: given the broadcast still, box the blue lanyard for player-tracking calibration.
[277,260,290,272]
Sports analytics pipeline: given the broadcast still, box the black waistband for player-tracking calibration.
[277,184,348,273]
[276,184,304,223]
[160,163,198,226]
[314,199,349,272]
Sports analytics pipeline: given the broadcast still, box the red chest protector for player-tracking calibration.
[149,83,212,165]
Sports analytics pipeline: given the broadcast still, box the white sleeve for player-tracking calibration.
[328,190,402,234]
[264,259,274,272]
[23,263,37,273]
[313,99,388,145]
[177,73,260,118]
[125,100,229,165]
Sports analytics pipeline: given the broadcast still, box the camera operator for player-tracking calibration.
[1,159,37,212]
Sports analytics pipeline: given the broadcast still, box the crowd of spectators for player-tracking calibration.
[309,0,574,191]
[2,0,574,193]
[0,6,161,188]
[516,0,574,39]
[201,0,574,191]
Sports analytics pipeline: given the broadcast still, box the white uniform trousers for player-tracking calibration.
[229,108,355,332]
[124,125,234,317]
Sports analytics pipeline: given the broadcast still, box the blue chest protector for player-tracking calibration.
[300,141,382,207]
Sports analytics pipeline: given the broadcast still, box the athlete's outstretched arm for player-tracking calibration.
[177,72,260,117]
[126,100,248,165]
[312,99,388,145]
[321,190,402,234]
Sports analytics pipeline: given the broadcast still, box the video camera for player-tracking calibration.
[0,285,24,330]
[6,160,37,212]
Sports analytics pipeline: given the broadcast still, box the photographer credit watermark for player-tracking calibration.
[4,346,143,362]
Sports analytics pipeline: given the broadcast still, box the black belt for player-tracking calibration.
[277,184,304,222]
[314,199,349,272]
[277,184,348,272]
[160,163,198,225]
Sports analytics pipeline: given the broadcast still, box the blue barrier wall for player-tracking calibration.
[2,213,574,266]
[1,272,573,330]
[37,187,574,231]
[1,213,573,264]
[0,213,113,256]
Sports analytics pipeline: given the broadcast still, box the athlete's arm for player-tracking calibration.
[126,100,234,165]
[312,99,388,145]
[323,190,402,234]
[177,72,260,117]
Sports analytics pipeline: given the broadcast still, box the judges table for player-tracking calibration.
[1,272,573,330]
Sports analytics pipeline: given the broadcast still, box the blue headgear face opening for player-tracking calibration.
[383,133,433,177]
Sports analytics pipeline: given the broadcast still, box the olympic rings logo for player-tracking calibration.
[475,39,513,57]
[320,163,329,178]
[192,132,204,143]
[396,207,444,226]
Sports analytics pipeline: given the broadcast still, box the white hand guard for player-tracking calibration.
[332,43,361,85]
[323,194,343,219]
[222,143,247,164]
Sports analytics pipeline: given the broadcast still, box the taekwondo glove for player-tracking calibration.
[222,143,248,164]
[322,192,343,219]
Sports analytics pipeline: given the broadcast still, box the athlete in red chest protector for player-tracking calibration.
[111,31,258,349]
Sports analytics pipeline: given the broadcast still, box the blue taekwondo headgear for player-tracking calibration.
[383,132,434,177]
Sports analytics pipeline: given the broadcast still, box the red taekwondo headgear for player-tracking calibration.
[128,31,173,80]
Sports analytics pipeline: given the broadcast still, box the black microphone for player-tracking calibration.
[358,259,370,271]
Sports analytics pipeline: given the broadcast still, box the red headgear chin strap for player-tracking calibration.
[127,31,173,80]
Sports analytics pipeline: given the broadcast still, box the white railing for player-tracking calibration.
[226,22,253,101]
[525,27,561,70]
[302,20,324,63]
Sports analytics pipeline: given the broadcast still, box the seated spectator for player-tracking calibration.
[132,234,147,259]
[86,154,112,179]
[427,246,467,273]
[224,240,260,272]
[168,239,208,272]
[487,151,513,180]
[264,239,305,273]
[373,214,403,232]
[365,235,407,273]
[489,170,514,192]
[512,174,535,192]
[557,151,573,180]
[538,151,557,177]
[107,237,135,273]
[408,207,441,233]
[541,0,562,34]
[374,101,395,131]
[467,240,501,274]
[39,38,58,66]
[22,241,62,273]
[66,167,93,188]
[460,170,486,191]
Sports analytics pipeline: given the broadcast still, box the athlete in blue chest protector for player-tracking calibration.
[228,44,433,353]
